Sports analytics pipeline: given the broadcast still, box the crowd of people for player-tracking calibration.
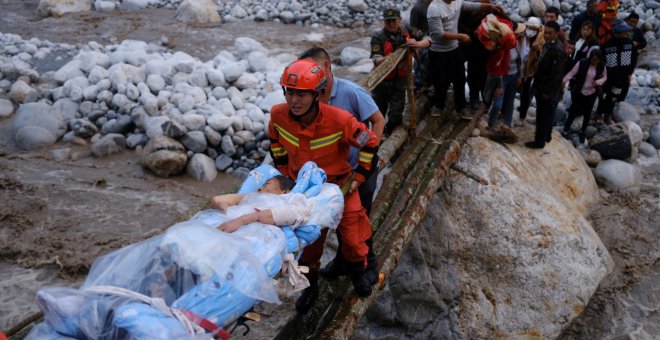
[213,0,648,316]
[371,0,646,149]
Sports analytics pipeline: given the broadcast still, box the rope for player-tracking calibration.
[83,285,207,336]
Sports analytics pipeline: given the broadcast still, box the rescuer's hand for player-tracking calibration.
[349,180,360,193]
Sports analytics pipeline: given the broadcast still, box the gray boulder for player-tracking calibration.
[214,154,233,171]
[207,113,232,131]
[9,80,35,103]
[357,136,611,339]
[578,148,602,167]
[340,47,370,66]
[101,115,134,135]
[182,113,206,131]
[221,135,236,156]
[186,153,217,181]
[140,135,188,177]
[279,11,295,24]
[11,102,67,149]
[70,118,98,138]
[180,130,207,153]
[0,99,15,118]
[639,142,657,157]
[161,119,188,138]
[612,102,641,124]
[347,0,368,12]
[91,133,126,157]
[259,91,285,112]
[14,126,57,150]
[144,116,170,138]
[648,122,660,149]
[126,133,149,149]
[234,37,267,58]
[174,0,221,25]
[529,0,546,17]
[593,159,642,191]
[205,126,222,146]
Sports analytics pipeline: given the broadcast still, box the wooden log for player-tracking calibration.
[317,112,483,339]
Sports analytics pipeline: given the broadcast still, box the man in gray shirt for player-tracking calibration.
[427,0,501,116]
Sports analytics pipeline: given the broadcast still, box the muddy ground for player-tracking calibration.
[1,1,659,338]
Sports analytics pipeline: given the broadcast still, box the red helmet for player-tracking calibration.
[280,59,327,93]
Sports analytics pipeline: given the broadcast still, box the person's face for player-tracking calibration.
[581,25,593,39]
[626,18,638,28]
[587,2,598,15]
[544,12,558,23]
[589,54,601,65]
[384,17,402,33]
[544,26,558,41]
[565,43,575,56]
[285,89,315,116]
[258,178,286,194]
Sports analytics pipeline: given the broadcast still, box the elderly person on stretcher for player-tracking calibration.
[27,162,344,340]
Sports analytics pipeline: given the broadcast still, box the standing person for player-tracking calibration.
[597,0,620,44]
[597,19,637,125]
[269,59,380,312]
[485,21,524,129]
[562,48,607,144]
[525,21,566,149]
[569,0,601,41]
[544,6,568,47]
[370,8,414,134]
[573,20,599,63]
[409,0,433,92]
[625,13,647,53]
[459,3,491,111]
[426,0,502,117]
[516,16,544,126]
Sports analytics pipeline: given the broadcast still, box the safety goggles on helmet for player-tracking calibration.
[280,59,328,93]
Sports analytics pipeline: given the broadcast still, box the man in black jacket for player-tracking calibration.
[597,19,637,124]
[526,21,565,149]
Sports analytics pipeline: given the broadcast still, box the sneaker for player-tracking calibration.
[524,141,544,149]
[320,260,347,280]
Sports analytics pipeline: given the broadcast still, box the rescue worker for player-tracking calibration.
[370,8,414,135]
[269,59,380,313]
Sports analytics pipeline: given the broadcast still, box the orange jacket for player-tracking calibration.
[268,102,379,185]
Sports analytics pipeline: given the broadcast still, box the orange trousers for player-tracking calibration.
[299,189,372,270]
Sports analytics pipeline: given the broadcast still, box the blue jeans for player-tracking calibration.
[488,73,518,127]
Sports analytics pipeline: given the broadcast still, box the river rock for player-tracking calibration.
[234,37,267,58]
[140,135,188,177]
[219,62,245,83]
[0,99,15,118]
[14,126,57,150]
[11,102,67,148]
[247,51,270,72]
[91,133,126,157]
[234,72,259,89]
[259,91,285,112]
[357,136,611,339]
[186,153,217,181]
[279,11,295,24]
[175,0,221,24]
[205,126,222,146]
[230,4,247,19]
[590,127,632,161]
[207,113,232,131]
[126,133,148,149]
[347,0,368,12]
[613,102,641,124]
[37,0,91,17]
[519,0,532,16]
[70,118,97,138]
[221,135,236,156]
[647,122,660,149]
[529,0,546,17]
[593,159,642,191]
[9,80,34,103]
[214,154,233,171]
[121,0,151,10]
[182,113,206,131]
[161,119,187,138]
[578,148,602,167]
[207,69,226,87]
[639,142,657,157]
[617,121,643,161]
[180,130,207,153]
[340,47,370,66]
[144,116,170,138]
[95,0,115,12]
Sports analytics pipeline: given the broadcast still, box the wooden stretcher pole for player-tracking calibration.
[406,48,416,131]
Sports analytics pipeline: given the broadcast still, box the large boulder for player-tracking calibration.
[11,102,67,150]
[648,122,660,149]
[617,121,643,161]
[357,136,612,339]
[590,126,632,160]
[347,0,368,13]
[340,47,370,66]
[37,0,91,17]
[528,0,547,17]
[593,159,642,191]
[0,99,15,118]
[140,135,188,177]
[175,0,221,24]
[612,102,641,124]
[186,153,217,181]
[91,133,126,157]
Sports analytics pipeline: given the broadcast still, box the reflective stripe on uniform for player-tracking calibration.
[274,124,299,147]
[271,146,288,157]
[310,131,343,150]
[358,151,374,163]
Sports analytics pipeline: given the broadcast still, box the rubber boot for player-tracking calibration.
[320,238,347,280]
[364,237,379,286]
[295,271,318,314]
[345,260,373,297]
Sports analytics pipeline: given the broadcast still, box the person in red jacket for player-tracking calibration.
[269,59,380,312]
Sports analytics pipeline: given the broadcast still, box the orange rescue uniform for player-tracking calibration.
[268,102,379,267]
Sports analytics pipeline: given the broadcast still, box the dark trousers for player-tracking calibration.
[534,93,555,147]
[358,165,378,216]
[518,77,534,119]
[597,83,629,123]
[429,48,467,111]
[374,78,406,133]
[564,91,597,136]
[464,45,488,106]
